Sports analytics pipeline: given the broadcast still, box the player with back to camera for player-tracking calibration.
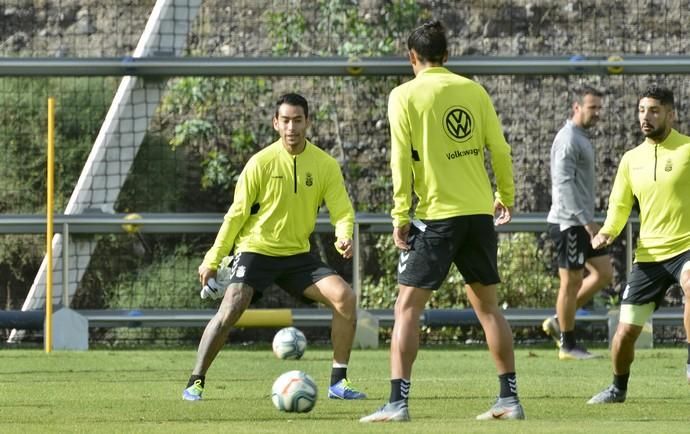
[543,86,613,360]
[182,93,366,402]
[360,20,524,423]
[588,85,690,404]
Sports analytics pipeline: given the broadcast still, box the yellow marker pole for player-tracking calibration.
[45,97,55,353]
[235,309,292,328]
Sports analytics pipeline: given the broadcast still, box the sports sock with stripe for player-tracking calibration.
[390,378,410,403]
[499,372,518,398]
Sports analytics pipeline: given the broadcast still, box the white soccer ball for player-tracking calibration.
[272,327,307,360]
[271,370,318,413]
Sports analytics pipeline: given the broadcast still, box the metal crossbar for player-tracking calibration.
[1,307,682,330]
[0,212,639,301]
[2,56,690,76]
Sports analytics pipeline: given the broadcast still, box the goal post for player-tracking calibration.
[10,0,203,344]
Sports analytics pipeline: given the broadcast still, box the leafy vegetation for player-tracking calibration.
[361,232,559,310]
[1,1,564,324]
[0,77,116,308]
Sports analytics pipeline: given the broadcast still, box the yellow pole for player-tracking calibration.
[45,97,55,353]
[235,309,293,328]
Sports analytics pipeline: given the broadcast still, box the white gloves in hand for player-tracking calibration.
[200,256,234,300]
[200,277,225,300]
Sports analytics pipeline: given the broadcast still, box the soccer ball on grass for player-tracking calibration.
[272,326,307,360]
[271,370,318,413]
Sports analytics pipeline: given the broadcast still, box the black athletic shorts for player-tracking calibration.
[548,224,609,270]
[226,252,337,303]
[397,215,500,290]
[621,249,690,308]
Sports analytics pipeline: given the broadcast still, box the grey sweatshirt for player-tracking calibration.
[547,119,596,229]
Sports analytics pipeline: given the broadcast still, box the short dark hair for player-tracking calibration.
[275,93,309,118]
[575,86,604,103]
[407,20,447,64]
[639,84,674,108]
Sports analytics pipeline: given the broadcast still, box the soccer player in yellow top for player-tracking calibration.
[182,93,366,401]
[588,85,690,404]
[361,21,524,423]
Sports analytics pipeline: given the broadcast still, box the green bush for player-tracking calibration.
[360,231,558,342]
[104,251,201,309]
[496,232,558,308]
[115,134,193,212]
[0,77,115,308]
[360,232,558,310]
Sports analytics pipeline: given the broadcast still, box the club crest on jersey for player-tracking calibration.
[305,172,313,187]
[665,159,672,172]
[442,106,474,142]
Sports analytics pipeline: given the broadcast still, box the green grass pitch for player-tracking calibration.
[1,346,688,433]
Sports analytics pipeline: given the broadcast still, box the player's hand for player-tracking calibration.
[198,264,217,287]
[334,239,353,259]
[584,222,601,239]
[493,201,513,226]
[591,232,613,250]
[393,224,411,251]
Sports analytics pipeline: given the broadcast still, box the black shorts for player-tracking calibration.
[227,252,337,303]
[548,224,609,270]
[397,215,500,290]
[621,249,690,308]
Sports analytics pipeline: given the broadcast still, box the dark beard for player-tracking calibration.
[643,126,667,140]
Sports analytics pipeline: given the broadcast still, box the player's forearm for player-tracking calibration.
[202,217,238,269]
[486,133,514,205]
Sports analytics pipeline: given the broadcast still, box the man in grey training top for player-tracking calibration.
[543,86,613,360]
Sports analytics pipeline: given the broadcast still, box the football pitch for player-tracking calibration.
[1,346,688,433]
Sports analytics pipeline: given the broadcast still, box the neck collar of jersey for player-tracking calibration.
[566,119,590,137]
[643,128,677,147]
[280,139,311,156]
[416,66,449,77]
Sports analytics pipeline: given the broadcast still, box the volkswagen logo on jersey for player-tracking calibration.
[443,106,474,142]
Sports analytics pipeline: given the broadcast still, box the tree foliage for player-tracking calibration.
[0,77,115,307]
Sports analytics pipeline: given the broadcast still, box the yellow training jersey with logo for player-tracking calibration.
[601,129,690,262]
[388,67,514,227]
[202,140,355,269]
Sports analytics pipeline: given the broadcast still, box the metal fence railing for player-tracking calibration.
[0,212,638,306]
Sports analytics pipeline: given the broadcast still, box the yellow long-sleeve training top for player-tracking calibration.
[601,129,690,262]
[202,139,355,269]
[388,67,515,227]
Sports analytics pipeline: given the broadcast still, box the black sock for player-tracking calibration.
[498,372,518,398]
[330,367,347,386]
[613,373,629,391]
[389,378,410,403]
[560,330,576,350]
[687,343,690,364]
[187,374,205,388]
